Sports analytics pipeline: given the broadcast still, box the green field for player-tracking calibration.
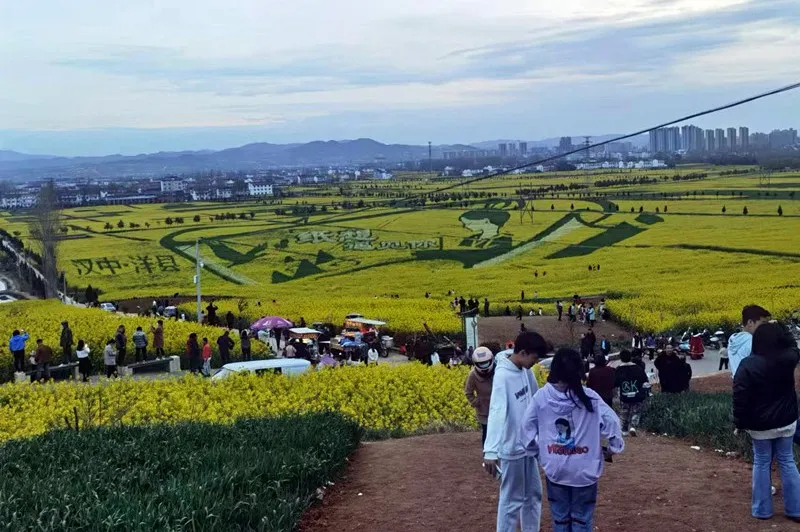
[2,165,799,334]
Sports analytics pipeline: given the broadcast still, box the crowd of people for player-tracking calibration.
[463,304,800,530]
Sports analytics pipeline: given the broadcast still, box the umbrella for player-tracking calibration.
[250,316,294,331]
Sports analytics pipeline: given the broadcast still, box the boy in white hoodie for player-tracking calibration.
[483,331,549,532]
[728,305,771,378]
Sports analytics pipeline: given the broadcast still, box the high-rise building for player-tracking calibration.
[739,127,749,150]
[751,132,769,148]
[667,127,681,152]
[705,129,715,152]
[649,130,657,153]
[499,143,508,157]
[519,142,528,156]
[559,137,573,153]
[727,128,737,151]
[681,125,690,150]
[691,125,705,151]
[715,128,726,151]
[769,129,799,149]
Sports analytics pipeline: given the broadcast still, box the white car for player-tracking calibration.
[211,359,311,381]
[99,302,116,312]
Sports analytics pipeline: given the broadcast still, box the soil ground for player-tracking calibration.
[478,315,631,352]
[300,430,791,532]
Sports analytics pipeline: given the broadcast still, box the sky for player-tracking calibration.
[0,0,799,156]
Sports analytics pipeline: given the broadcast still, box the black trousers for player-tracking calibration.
[558,310,563,321]
[155,347,165,358]
[12,350,25,372]
[105,364,117,378]
[135,347,147,362]
[481,423,488,446]
[79,357,92,382]
[117,347,126,366]
[242,347,251,361]
[719,358,729,371]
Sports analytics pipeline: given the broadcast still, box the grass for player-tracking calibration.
[0,412,361,531]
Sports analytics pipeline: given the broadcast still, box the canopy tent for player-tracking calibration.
[345,318,386,327]
[250,316,294,331]
[289,327,322,336]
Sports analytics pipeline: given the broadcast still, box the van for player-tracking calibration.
[211,359,311,381]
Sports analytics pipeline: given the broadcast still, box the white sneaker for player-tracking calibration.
[772,485,777,496]
[622,430,629,437]
[629,428,638,437]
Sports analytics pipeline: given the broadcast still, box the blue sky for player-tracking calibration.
[0,0,798,156]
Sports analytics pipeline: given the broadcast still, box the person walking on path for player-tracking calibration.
[484,298,490,317]
[568,303,576,323]
[34,339,54,381]
[217,330,235,365]
[9,329,29,373]
[114,325,127,367]
[733,322,800,522]
[187,333,201,373]
[600,335,611,358]
[132,326,148,362]
[240,330,252,361]
[521,348,624,532]
[729,305,771,378]
[718,341,729,371]
[483,331,549,532]
[465,346,496,446]
[587,354,615,408]
[103,339,117,378]
[201,337,212,376]
[59,321,73,365]
[76,340,91,382]
[150,320,165,358]
[587,304,596,327]
[615,350,649,436]
[556,301,563,321]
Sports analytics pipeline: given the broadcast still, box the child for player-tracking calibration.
[103,339,117,378]
[521,348,624,532]
[464,346,496,446]
[484,332,549,532]
[202,337,212,376]
[614,350,649,436]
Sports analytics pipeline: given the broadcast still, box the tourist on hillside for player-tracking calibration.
[59,321,73,365]
[677,355,692,391]
[34,339,54,382]
[225,311,235,330]
[718,341,729,371]
[284,341,297,359]
[600,335,611,358]
[484,298,490,317]
[187,333,201,373]
[367,344,380,365]
[505,306,511,316]
[631,332,643,350]
[151,320,165,358]
[733,322,800,521]
[459,296,467,313]
[556,300,563,321]
[632,349,646,372]
[729,305,772,378]
[579,333,591,371]
[521,348,623,532]
[587,354,615,408]
[114,325,127,367]
[9,329,29,373]
[615,350,649,436]
[240,330,252,361]
[205,301,219,325]
[483,331,549,532]
[76,340,91,382]
[465,346,496,446]
[132,326,148,362]
[520,290,525,302]
[103,338,117,378]
[216,330,235,365]
[587,304,596,327]
[568,303,576,323]
[655,347,683,393]
[201,337,212,376]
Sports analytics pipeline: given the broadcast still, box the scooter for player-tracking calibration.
[707,329,726,350]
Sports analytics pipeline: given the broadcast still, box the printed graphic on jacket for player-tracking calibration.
[620,380,640,399]
[547,416,590,455]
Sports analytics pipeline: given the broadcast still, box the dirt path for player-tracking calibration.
[479,315,631,352]
[301,431,791,532]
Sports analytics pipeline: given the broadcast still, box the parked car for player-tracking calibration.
[99,302,116,312]
[211,359,311,381]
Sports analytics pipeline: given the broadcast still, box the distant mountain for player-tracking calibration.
[0,150,57,162]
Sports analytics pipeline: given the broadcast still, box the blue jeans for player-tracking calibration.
[752,436,800,519]
[546,479,598,532]
[496,456,542,532]
[794,422,800,447]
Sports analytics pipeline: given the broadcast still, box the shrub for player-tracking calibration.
[0,412,360,531]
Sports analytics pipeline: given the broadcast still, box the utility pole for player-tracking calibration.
[195,239,202,322]
[428,141,432,177]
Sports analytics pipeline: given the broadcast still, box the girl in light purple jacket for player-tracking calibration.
[521,348,624,532]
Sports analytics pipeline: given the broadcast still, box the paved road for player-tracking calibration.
[607,347,728,378]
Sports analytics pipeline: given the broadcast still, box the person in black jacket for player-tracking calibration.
[614,350,649,436]
[733,322,800,521]
[655,348,683,393]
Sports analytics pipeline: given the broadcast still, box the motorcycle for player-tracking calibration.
[707,328,726,350]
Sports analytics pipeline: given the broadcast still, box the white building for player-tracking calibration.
[0,194,37,209]
[247,183,273,196]
[160,179,186,192]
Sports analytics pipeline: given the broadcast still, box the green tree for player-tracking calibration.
[742,206,748,215]
[778,205,783,216]
[117,220,125,229]
[165,217,174,225]
[722,206,727,214]
[193,215,201,223]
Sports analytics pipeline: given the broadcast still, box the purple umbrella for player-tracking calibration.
[250,316,294,331]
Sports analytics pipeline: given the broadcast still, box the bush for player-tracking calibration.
[0,412,361,531]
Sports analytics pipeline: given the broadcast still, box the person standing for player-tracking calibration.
[615,350,649,436]
[600,335,611,358]
[483,331,548,532]
[718,341,729,371]
[484,298,490,317]
[587,304,596,327]
[34,339,54,381]
[205,301,219,325]
[150,320,165,358]
[201,337,212,376]
[187,333,201,373]
[226,311,236,330]
[556,301,563,321]
[568,303,576,323]
[114,325,127,367]
[132,326,148,362]
[465,346,496,446]
[587,354,616,408]
[729,305,771,378]
[76,340,91,382]
[459,296,466,313]
[103,339,117,378]
[9,329,29,373]
[217,330,235,365]
[521,349,623,532]
[734,322,800,521]
[367,344,380,365]
[240,330,252,361]
[59,321,74,365]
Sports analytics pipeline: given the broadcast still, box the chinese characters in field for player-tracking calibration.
[71,255,181,276]
[294,229,439,251]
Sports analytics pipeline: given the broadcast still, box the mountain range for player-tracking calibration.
[0,134,647,180]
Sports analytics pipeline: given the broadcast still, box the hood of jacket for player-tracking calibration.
[728,331,752,377]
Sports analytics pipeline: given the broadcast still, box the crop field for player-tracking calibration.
[1,165,799,335]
